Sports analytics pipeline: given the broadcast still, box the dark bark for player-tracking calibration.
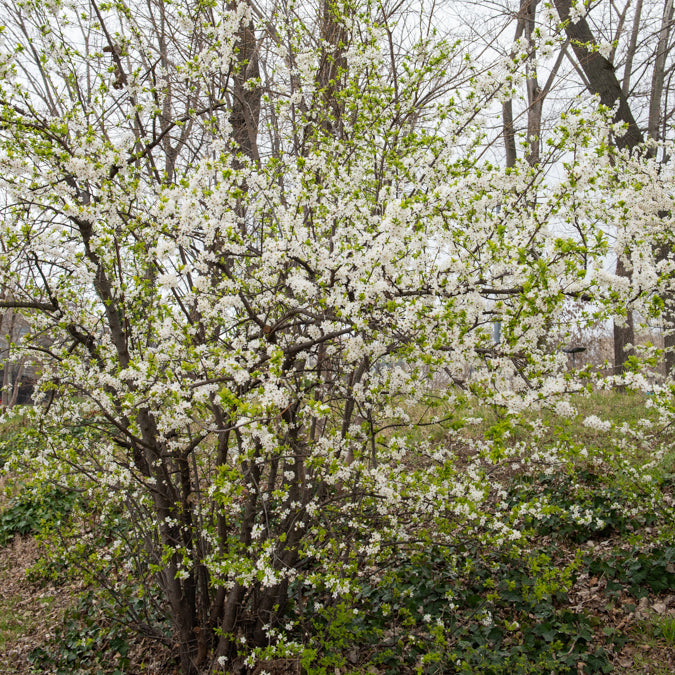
[502,99,518,167]
[213,584,246,667]
[0,300,57,310]
[318,0,348,136]
[648,3,675,375]
[648,0,674,146]
[621,0,643,99]
[524,0,542,167]
[502,1,527,167]
[613,255,635,375]
[230,6,261,162]
[554,0,644,376]
[553,0,644,151]
[73,207,203,671]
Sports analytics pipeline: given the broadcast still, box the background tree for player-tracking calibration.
[483,0,675,376]
[548,0,675,375]
[0,303,27,408]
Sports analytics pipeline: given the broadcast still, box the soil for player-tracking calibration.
[0,536,68,674]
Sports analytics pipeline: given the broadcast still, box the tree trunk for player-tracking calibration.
[647,0,674,146]
[318,0,348,137]
[613,255,635,375]
[553,0,643,151]
[230,2,261,163]
[621,0,643,99]
[649,0,675,376]
[7,361,25,408]
[502,1,528,167]
[524,0,542,167]
[554,0,644,376]
[502,99,518,167]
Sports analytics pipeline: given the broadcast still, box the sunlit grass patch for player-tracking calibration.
[651,614,675,647]
[0,596,26,651]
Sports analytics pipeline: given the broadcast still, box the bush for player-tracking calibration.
[0,487,77,546]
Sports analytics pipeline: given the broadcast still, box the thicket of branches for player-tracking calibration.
[1,1,674,673]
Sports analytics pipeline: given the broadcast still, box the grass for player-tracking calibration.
[0,594,55,650]
[0,596,25,651]
[618,616,675,675]
[469,389,655,442]
[399,390,659,461]
[659,448,675,477]
[651,615,675,647]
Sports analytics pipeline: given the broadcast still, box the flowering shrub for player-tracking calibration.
[1,0,675,673]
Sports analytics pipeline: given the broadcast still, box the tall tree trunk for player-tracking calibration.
[211,5,263,667]
[502,1,528,167]
[554,0,644,377]
[524,0,542,167]
[7,361,25,408]
[648,0,675,375]
[647,0,674,146]
[621,0,643,99]
[230,2,261,163]
[502,99,518,167]
[318,0,348,137]
[503,0,568,170]
[613,255,635,375]
[553,0,643,151]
